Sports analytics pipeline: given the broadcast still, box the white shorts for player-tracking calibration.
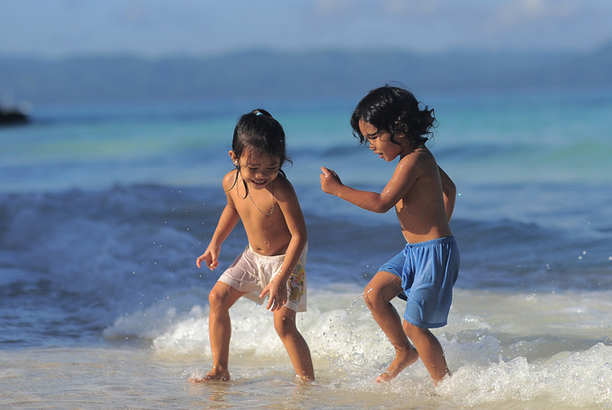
[218,243,308,312]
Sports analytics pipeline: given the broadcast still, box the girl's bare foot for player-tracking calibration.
[189,370,230,382]
[295,373,315,383]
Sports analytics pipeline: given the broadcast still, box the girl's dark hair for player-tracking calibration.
[232,109,291,168]
[230,109,290,196]
[350,85,437,148]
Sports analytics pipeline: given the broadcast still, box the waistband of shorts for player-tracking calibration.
[248,242,308,261]
[405,236,455,249]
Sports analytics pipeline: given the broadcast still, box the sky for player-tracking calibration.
[1,0,612,58]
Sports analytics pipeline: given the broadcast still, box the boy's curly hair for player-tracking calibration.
[350,85,437,148]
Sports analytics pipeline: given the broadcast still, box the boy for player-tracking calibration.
[320,85,459,383]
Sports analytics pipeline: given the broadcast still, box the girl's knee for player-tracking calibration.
[208,283,239,310]
[274,310,297,338]
[208,287,224,306]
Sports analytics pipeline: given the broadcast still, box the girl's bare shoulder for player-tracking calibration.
[221,169,239,191]
[272,174,298,202]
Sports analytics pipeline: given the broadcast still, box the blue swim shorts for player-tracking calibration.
[379,236,459,328]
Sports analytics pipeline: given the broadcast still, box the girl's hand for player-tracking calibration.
[260,277,288,311]
[196,247,219,270]
[320,166,342,194]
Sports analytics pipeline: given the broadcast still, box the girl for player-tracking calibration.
[320,86,459,384]
[193,109,314,382]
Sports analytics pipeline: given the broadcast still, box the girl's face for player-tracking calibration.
[231,149,281,190]
[359,119,407,162]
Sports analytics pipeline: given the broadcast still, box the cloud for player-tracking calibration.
[479,0,612,51]
[497,0,577,25]
[381,0,441,15]
[0,0,610,57]
[312,0,353,16]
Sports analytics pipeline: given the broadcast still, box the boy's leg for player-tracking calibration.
[402,320,450,383]
[273,307,315,381]
[363,271,419,382]
[191,281,246,382]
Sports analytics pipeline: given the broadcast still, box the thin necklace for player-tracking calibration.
[248,189,274,216]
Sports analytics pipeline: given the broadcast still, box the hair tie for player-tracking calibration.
[255,111,263,116]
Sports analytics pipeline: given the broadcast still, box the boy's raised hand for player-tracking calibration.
[320,166,342,194]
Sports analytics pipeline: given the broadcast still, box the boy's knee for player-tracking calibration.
[363,274,402,311]
[363,286,386,310]
[362,289,375,310]
[402,321,431,340]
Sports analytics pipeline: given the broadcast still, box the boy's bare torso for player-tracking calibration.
[394,148,452,244]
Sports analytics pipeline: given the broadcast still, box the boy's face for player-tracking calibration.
[230,149,280,190]
[359,119,405,162]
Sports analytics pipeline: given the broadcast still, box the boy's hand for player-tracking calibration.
[260,277,288,311]
[196,247,219,270]
[320,166,342,194]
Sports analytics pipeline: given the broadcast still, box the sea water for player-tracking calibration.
[1,89,612,409]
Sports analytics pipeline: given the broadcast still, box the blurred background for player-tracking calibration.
[1,0,611,105]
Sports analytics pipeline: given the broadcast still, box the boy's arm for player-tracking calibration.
[320,154,423,213]
[438,166,456,222]
[260,178,307,311]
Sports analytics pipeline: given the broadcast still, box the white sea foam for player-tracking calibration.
[97,287,612,407]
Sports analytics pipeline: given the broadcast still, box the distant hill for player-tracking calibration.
[1,46,611,104]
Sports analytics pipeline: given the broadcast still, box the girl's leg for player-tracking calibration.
[273,307,315,381]
[363,271,419,382]
[191,281,245,382]
[402,321,450,383]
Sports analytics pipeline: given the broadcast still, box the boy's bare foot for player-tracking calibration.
[189,370,230,383]
[376,347,418,383]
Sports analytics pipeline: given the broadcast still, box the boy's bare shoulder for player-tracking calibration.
[399,147,437,173]
[408,146,435,161]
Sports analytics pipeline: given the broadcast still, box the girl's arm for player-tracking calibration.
[196,173,241,270]
[438,166,456,222]
[259,178,307,311]
[196,202,240,270]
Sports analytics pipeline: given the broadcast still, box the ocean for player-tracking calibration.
[1,88,612,409]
